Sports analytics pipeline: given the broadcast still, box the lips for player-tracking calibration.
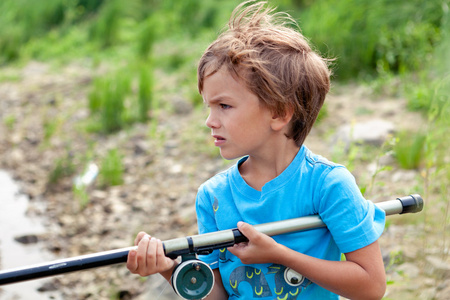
[212,135,226,147]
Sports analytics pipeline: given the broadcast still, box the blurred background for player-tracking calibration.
[0,0,448,299]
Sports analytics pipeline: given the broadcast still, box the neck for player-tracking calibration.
[239,140,300,191]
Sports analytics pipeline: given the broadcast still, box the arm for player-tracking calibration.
[228,222,386,300]
[204,269,228,300]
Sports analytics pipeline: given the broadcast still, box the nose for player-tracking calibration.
[205,111,219,129]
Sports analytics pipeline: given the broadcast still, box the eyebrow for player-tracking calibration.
[204,94,232,105]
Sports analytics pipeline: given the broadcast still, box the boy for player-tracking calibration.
[127,1,386,299]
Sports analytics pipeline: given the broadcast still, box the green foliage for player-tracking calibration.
[298,0,444,79]
[93,73,130,133]
[88,0,122,48]
[88,63,154,133]
[365,138,395,196]
[88,71,128,133]
[43,116,62,144]
[385,250,405,272]
[73,184,90,209]
[0,0,106,63]
[48,151,76,184]
[0,0,234,64]
[393,131,426,170]
[315,103,328,124]
[3,115,16,130]
[0,0,446,85]
[138,67,153,122]
[137,17,157,60]
[404,9,449,187]
[99,149,124,187]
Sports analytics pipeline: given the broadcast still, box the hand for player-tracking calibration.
[126,232,176,277]
[227,222,282,264]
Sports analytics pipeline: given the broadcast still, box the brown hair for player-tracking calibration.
[198,1,332,146]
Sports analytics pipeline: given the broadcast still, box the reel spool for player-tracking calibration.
[172,256,214,300]
[284,268,305,286]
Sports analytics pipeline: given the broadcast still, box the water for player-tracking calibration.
[0,170,57,299]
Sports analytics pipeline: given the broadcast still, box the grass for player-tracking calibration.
[99,149,124,187]
[48,150,76,185]
[2,115,16,130]
[88,62,154,133]
[73,184,90,209]
[298,0,444,80]
[42,116,62,145]
[393,131,426,170]
[138,66,153,122]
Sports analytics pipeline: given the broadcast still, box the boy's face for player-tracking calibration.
[202,67,276,160]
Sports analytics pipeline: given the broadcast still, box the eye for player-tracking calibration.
[220,103,231,109]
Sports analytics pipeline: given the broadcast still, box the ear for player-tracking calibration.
[271,108,294,132]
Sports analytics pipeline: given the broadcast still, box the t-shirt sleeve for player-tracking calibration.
[195,184,220,268]
[316,166,386,253]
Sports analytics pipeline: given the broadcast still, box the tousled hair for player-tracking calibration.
[198,1,332,146]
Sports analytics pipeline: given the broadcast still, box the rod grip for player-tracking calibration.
[397,194,424,214]
[232,228,249,244]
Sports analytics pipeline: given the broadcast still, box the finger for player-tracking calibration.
[135,232,149,246]
[126,249,138,272]
[155,239,164,266]
[155,239,172,270]
[136,235,150,269]
[146,237,158,270]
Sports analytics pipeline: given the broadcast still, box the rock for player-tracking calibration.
[117,290,132,300]
[419,287,438,299]
[436,279,450,299]
[331,119,395,150]
[14,234,39,244]
[37,281,59,292]
[391,170,417,183]
[425,256,450,279]
[171,96,193,115]
[134,140,150,155]
[396,262,420,278]
[9,148,25,166]
[378,153,396,166]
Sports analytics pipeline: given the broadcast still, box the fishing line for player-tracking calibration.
[155,278,171,300]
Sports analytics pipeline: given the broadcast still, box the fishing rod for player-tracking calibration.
[0,194,423,299]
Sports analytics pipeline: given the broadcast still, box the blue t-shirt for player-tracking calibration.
[195,146,385,299]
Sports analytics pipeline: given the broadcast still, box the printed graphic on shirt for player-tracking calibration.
[228,264,310,299]
[219,247,234,263]
[213,197,219,214]
[212,196,310,298]
[229,266,272,298]
[268,264,311,299]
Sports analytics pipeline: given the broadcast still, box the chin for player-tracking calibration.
[219,150,244,161]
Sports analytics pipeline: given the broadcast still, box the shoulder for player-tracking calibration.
[300,147,362,208]
[198,166,232,193]
[301,146,352,184]
[196,160,240,203]
[304,146,342,169]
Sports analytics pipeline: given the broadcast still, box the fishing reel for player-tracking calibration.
[171,254,214,300]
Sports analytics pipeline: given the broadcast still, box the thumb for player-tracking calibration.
[237,221,258,240]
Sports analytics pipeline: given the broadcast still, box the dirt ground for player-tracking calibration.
[0,61,448,299]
